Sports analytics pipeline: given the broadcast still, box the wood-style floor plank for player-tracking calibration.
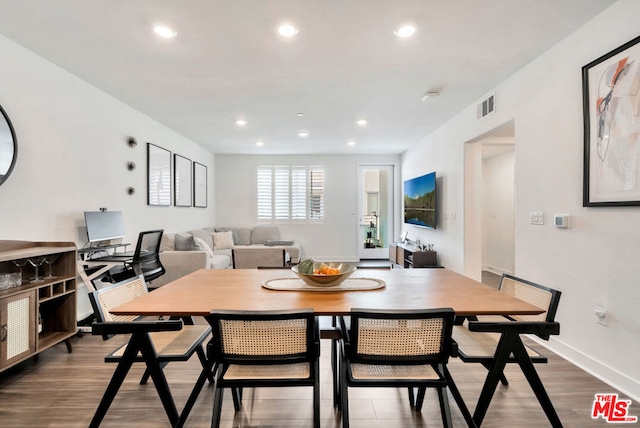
[0,324,635,427]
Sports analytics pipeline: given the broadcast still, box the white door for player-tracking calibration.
[357,165,394,260]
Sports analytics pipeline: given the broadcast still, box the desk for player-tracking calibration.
[77,245,132,292]
[111,268,550,427]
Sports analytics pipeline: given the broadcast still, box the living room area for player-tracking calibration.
[1,1,639,425]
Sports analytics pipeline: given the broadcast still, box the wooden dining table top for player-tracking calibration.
[111,267,544,318]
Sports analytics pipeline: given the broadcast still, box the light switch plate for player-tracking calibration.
[529,211,544,225]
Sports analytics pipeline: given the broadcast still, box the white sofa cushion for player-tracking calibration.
[250,226,280,244]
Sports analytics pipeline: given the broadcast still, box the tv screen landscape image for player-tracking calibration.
[403,171,436,229]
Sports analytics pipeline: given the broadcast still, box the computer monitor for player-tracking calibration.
[84,210,126,244]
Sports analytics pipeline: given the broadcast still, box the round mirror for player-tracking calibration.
[0,104,17,186]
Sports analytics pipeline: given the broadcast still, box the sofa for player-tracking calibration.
[151,226,301,288]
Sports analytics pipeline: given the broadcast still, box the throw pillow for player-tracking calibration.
[175,234,200,251]
[193,237,215,259]
[216,227,242,245]
[212,231,234,250]
[160,233,176,252]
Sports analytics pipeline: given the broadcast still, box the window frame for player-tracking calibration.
[256,165,324,222]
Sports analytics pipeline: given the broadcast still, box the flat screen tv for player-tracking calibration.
[84,210,126,243]
[403,171,436,229]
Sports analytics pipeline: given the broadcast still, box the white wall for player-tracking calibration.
[0,34,216,315]
[482,150,515,274]
[402,0,640,400]
[215,154,400,261]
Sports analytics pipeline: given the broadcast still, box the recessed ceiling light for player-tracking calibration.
[356,119,368,126]
[277,23,299,38]
[154,25,177,38]
[347,141,356,146]
[235,119,248,126]
[255,141,264,146]
[394,22,417,38]
[297,112,305,117]
[297,130,309,138]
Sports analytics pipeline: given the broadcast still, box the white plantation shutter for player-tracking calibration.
[257,168,273,219]
[291,167,307,219]
[309,168,324,219]
[257,165,324,221]
[274,167,290,219]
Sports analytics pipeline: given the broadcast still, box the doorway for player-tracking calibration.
[464,122,515,281]
[357,165,394,260]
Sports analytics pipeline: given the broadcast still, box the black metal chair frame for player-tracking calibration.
[339,308,477,428]
[88,276,212,427]
[206,309,321,428]
[451,274,563,427]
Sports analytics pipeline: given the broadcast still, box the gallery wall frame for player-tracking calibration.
[193,161,207,208]
[147,143,172,206]
[174,154,192,207]
[583,34,640,207]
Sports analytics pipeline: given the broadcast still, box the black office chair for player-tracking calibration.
[109,229,165,285]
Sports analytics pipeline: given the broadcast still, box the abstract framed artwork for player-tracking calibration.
[582,34,640,206]
[193,161,207,208]
[174,154,192,207]
[147,143,171,206]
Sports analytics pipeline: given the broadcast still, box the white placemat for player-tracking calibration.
[262,277,386,292]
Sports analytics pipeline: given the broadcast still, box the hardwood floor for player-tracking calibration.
[0,324,635,427]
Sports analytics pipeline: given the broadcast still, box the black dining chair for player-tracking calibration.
[338,308,476,428]
[207,309,321,428]
[447,274,562,426]
[88,274,212,427]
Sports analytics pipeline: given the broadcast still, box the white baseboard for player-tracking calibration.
[528,335,640,403]
[481,265,512,275]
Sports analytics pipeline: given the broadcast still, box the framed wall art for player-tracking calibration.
[147,143,171,206]
[193,161,207,208]
[583,34,640,206]
[174,154,192,207]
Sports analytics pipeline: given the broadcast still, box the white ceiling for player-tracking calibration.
[0,0,615,155]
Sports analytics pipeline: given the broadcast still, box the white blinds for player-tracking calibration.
[257,165,324,221]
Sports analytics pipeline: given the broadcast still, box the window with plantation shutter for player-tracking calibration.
[257,165,324,221]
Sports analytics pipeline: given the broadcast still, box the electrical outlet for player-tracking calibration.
[594,306,608,326]
[529,211,544,225]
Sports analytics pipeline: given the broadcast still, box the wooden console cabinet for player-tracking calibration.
[389,241,440,268]
[0,240,77,372]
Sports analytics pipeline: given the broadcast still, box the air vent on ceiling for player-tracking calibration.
[477,93,495,119]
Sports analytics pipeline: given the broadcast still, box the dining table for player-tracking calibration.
[109,267,547,427]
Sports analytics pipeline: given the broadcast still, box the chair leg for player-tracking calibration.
[175,361,217,428]
[232,387,242,411]
[89,342,139,428]
[137,334,179,426]
[331,315,341,409]
[211,382,225,428]
[441,366,477,428]
[481,361,508,385]
[511,338,562,427]
[437,386,453,428]
[313,360,321,428]
[408,387,416,408]
[139,361,168,385]
[415,387,426,412]
[341,359,350,428]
